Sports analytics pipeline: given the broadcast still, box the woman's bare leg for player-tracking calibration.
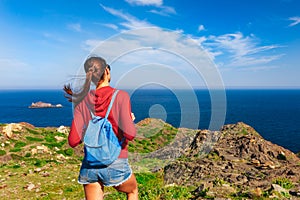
[114,173,138,200]
[83,182,104,200]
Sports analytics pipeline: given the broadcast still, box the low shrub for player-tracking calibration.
[273,177,294,189]
[0,150,6,156]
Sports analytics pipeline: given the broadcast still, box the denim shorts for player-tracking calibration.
[78,158,132,187]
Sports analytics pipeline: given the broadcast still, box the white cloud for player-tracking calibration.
[288,16,300,27]
[198,24,206,32]
[149,6,176,16]
[209,33,279,56]
[102,23,119,31]
[237,65,278,72]
[100,4,152,29]
[96,6,281,72]
[202,32,282,68]
[125,0,176,16]
[81,27,224,90]
[67,23,82,32]
[229,54,284,67]
[125,0,162,6]
[83,39,102,51]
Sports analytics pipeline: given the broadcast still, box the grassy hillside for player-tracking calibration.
[1,120,299,199]
[0,121,194,200]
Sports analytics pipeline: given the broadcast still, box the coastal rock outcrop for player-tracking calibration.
[1,123,23,138]
[56,126,69,134]
[163,122,300,199]
[0,123,34,138]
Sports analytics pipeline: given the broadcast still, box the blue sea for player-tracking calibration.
[0,89,299,153]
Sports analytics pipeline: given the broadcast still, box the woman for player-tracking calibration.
[64,56,138,200]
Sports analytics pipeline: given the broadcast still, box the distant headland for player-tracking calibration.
[29,101,63,108]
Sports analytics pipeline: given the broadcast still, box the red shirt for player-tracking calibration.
[68,86,136,158]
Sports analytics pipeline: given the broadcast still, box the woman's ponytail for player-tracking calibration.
[63,56,107,106]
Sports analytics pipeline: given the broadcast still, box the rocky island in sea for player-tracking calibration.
[29,101,63,108]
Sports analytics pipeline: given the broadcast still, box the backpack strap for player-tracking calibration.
[105,90,119,119]
[104,90,125,145]
[106,90,125,145]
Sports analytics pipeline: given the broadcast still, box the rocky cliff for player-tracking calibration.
[163,122,300,199]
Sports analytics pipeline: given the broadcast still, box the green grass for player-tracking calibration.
[130,124,178,153]
[25,127,40,135]
[9,147,22,152]
[0,149,6,156]
[43,141,66,149]
[239,128,248,135]
[213,177,228,187]
[0,160,84,199]
[273,177,294,189]
[26,136,44,142]
[0,159,195,200]
[41,131,67,149]
[14,141,27,148]
[56,148,74,156]
[104,172,195,200]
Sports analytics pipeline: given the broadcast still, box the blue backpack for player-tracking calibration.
[83,90,124,167]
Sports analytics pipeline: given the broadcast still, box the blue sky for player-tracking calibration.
[0,0,300,89]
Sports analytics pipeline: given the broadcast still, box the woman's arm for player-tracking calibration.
[68,102,90,147]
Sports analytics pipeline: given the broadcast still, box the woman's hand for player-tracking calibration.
[131,113,135,121]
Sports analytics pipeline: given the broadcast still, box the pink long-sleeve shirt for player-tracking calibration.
[68,86,136,158]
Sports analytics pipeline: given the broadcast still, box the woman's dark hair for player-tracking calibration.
[63,56,108,105]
